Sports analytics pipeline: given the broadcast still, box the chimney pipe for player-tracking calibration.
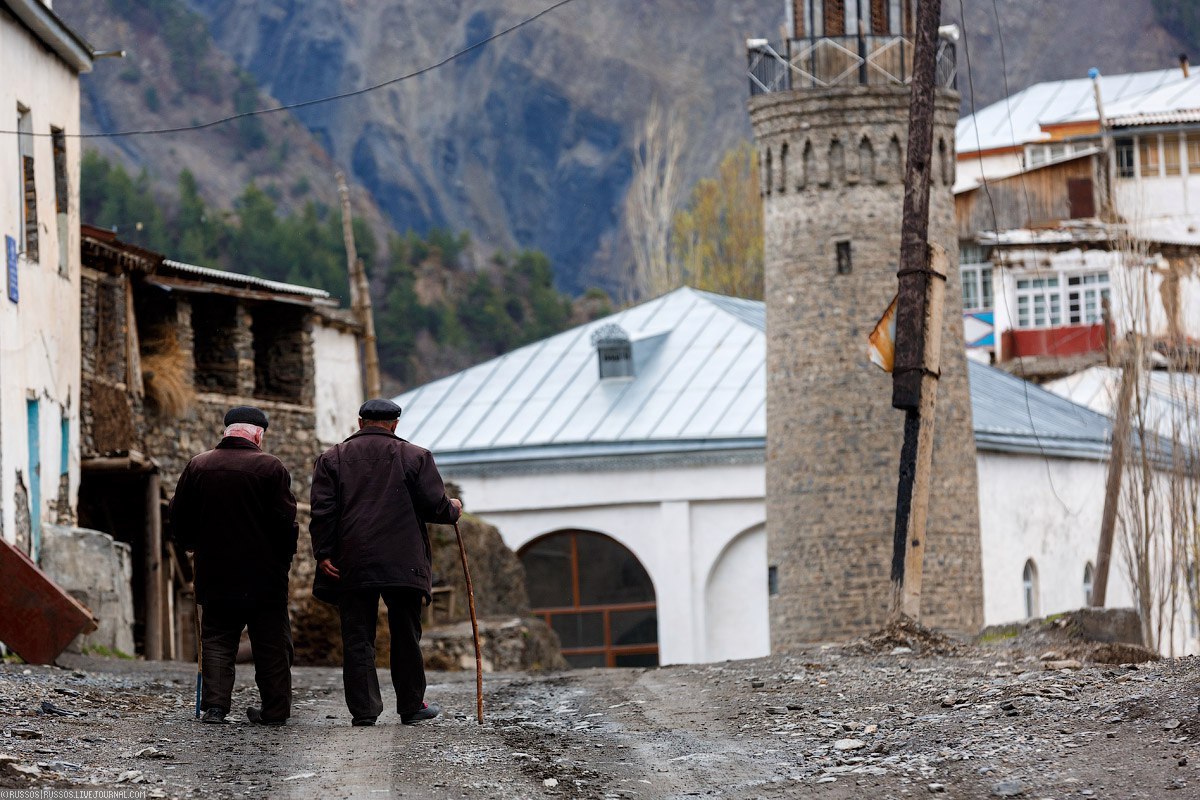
[1181,53,1190,78]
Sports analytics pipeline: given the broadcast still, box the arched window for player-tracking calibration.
[519,530,658,668]
[859,136,875,184]
[779,141,789,194]
[765,147,773,196]
[829,139,845,185]
[889,135,903,183]
[801,140,815,190]
[1083,562,1095,606]
[1022,559,1039,619]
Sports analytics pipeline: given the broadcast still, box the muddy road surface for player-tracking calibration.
[2,644,1199,799]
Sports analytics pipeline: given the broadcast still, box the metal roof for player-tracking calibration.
[1047,366,1200,440]
[957,69,1180,154]
[161,259,331,299]
[969,360,1112,460]
[394,288,1112,467]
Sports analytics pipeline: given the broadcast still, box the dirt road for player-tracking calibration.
[2,642,1199,799]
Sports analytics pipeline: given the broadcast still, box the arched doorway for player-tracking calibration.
[519,530,658,668]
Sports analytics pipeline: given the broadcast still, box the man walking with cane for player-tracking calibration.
[171,406,298,726]
[310,398,462,727]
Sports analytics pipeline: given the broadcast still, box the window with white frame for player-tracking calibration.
[1014,271,1109,328]
[961,265,994,312]
[1015,276,1062,328]
[1066,272,1110,324]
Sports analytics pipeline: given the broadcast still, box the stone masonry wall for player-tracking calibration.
[751,86,983,646]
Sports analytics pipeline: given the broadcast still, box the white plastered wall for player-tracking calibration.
[449,448,1192,663]
[311,322,363,447]
[0,18,82,552]
[446,460,768,665]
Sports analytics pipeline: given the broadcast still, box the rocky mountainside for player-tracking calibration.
[943,0,1193,114]
[55,0,395,252]
[182,0,782,294]
[60,0,1196,296]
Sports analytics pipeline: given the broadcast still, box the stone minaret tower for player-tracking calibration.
[750,0,982,647]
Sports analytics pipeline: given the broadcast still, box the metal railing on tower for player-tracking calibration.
[747,34,956,96]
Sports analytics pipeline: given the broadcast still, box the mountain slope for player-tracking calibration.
[183,0,783,294]
[943,0,1192,113]
[55,0,395,252]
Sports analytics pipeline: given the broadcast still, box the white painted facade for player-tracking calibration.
[444,448,1194,664]
[397,289,1181,663]
[450,461,768,665]
[311,320,364,447]
[0,2,90,555]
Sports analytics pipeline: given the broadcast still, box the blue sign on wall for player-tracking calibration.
[5,235,16,304]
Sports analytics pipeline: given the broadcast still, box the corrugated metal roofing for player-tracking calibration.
[1062,71,1200,127]
[969,360,1112,459]
[957,69,1179,154]
[161,259,331,299]
[393,288,1112,465]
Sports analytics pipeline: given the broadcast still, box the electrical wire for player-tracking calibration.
[0,0,584,139]
[957,0,1086,517]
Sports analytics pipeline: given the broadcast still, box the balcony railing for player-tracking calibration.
[747,35,957,96]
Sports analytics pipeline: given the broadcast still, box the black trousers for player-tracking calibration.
[200,598,293,722]
[338,587,425,721]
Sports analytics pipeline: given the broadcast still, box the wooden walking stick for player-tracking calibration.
[453,521,484,724]
[192,565,203,719]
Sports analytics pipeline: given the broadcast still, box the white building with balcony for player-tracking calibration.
[955,63,1200,376]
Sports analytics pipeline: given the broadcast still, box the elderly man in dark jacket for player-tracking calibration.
[171,406,298,726]
[310,398,461,727]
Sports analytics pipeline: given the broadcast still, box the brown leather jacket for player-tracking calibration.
[309,427,460,603]
[169,437,298,606]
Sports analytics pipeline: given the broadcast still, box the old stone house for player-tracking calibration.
[75,224,363,659]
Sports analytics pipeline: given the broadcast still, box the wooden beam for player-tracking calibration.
[889,0,944,621]
[1092,343,1135,606]
[891,245,947,618]
[144,472,164,660]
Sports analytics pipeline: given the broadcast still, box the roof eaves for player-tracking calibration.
[161,259,331,299]
[973,432,1110,461]
[3,0,94,72]
[434,437,768,467]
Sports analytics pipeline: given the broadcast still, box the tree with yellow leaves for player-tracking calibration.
[671,142,764,300]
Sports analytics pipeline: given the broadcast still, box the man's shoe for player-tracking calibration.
[200,708,229,724]
[246,707,286,726]
[351,716,377,727]
[400,702,440,725]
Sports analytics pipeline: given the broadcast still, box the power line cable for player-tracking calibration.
[0,0,583,139]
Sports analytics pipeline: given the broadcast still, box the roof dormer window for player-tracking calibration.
[591,324,633,379]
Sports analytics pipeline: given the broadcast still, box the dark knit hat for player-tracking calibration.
[358,398,402,421]
[224,405,269,429]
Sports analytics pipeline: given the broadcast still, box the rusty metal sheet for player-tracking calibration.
[0,537,98,664]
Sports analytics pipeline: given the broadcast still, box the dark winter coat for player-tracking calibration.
[169,437,299,606]
[309,427,460,604]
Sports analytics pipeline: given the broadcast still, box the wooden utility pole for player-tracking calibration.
[1092,336,1137,606]
[889,0,945,620]
[336,171,382,399]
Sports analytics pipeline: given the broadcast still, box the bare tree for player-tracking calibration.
[625,100,688,301]
[1113,232,1194,653]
